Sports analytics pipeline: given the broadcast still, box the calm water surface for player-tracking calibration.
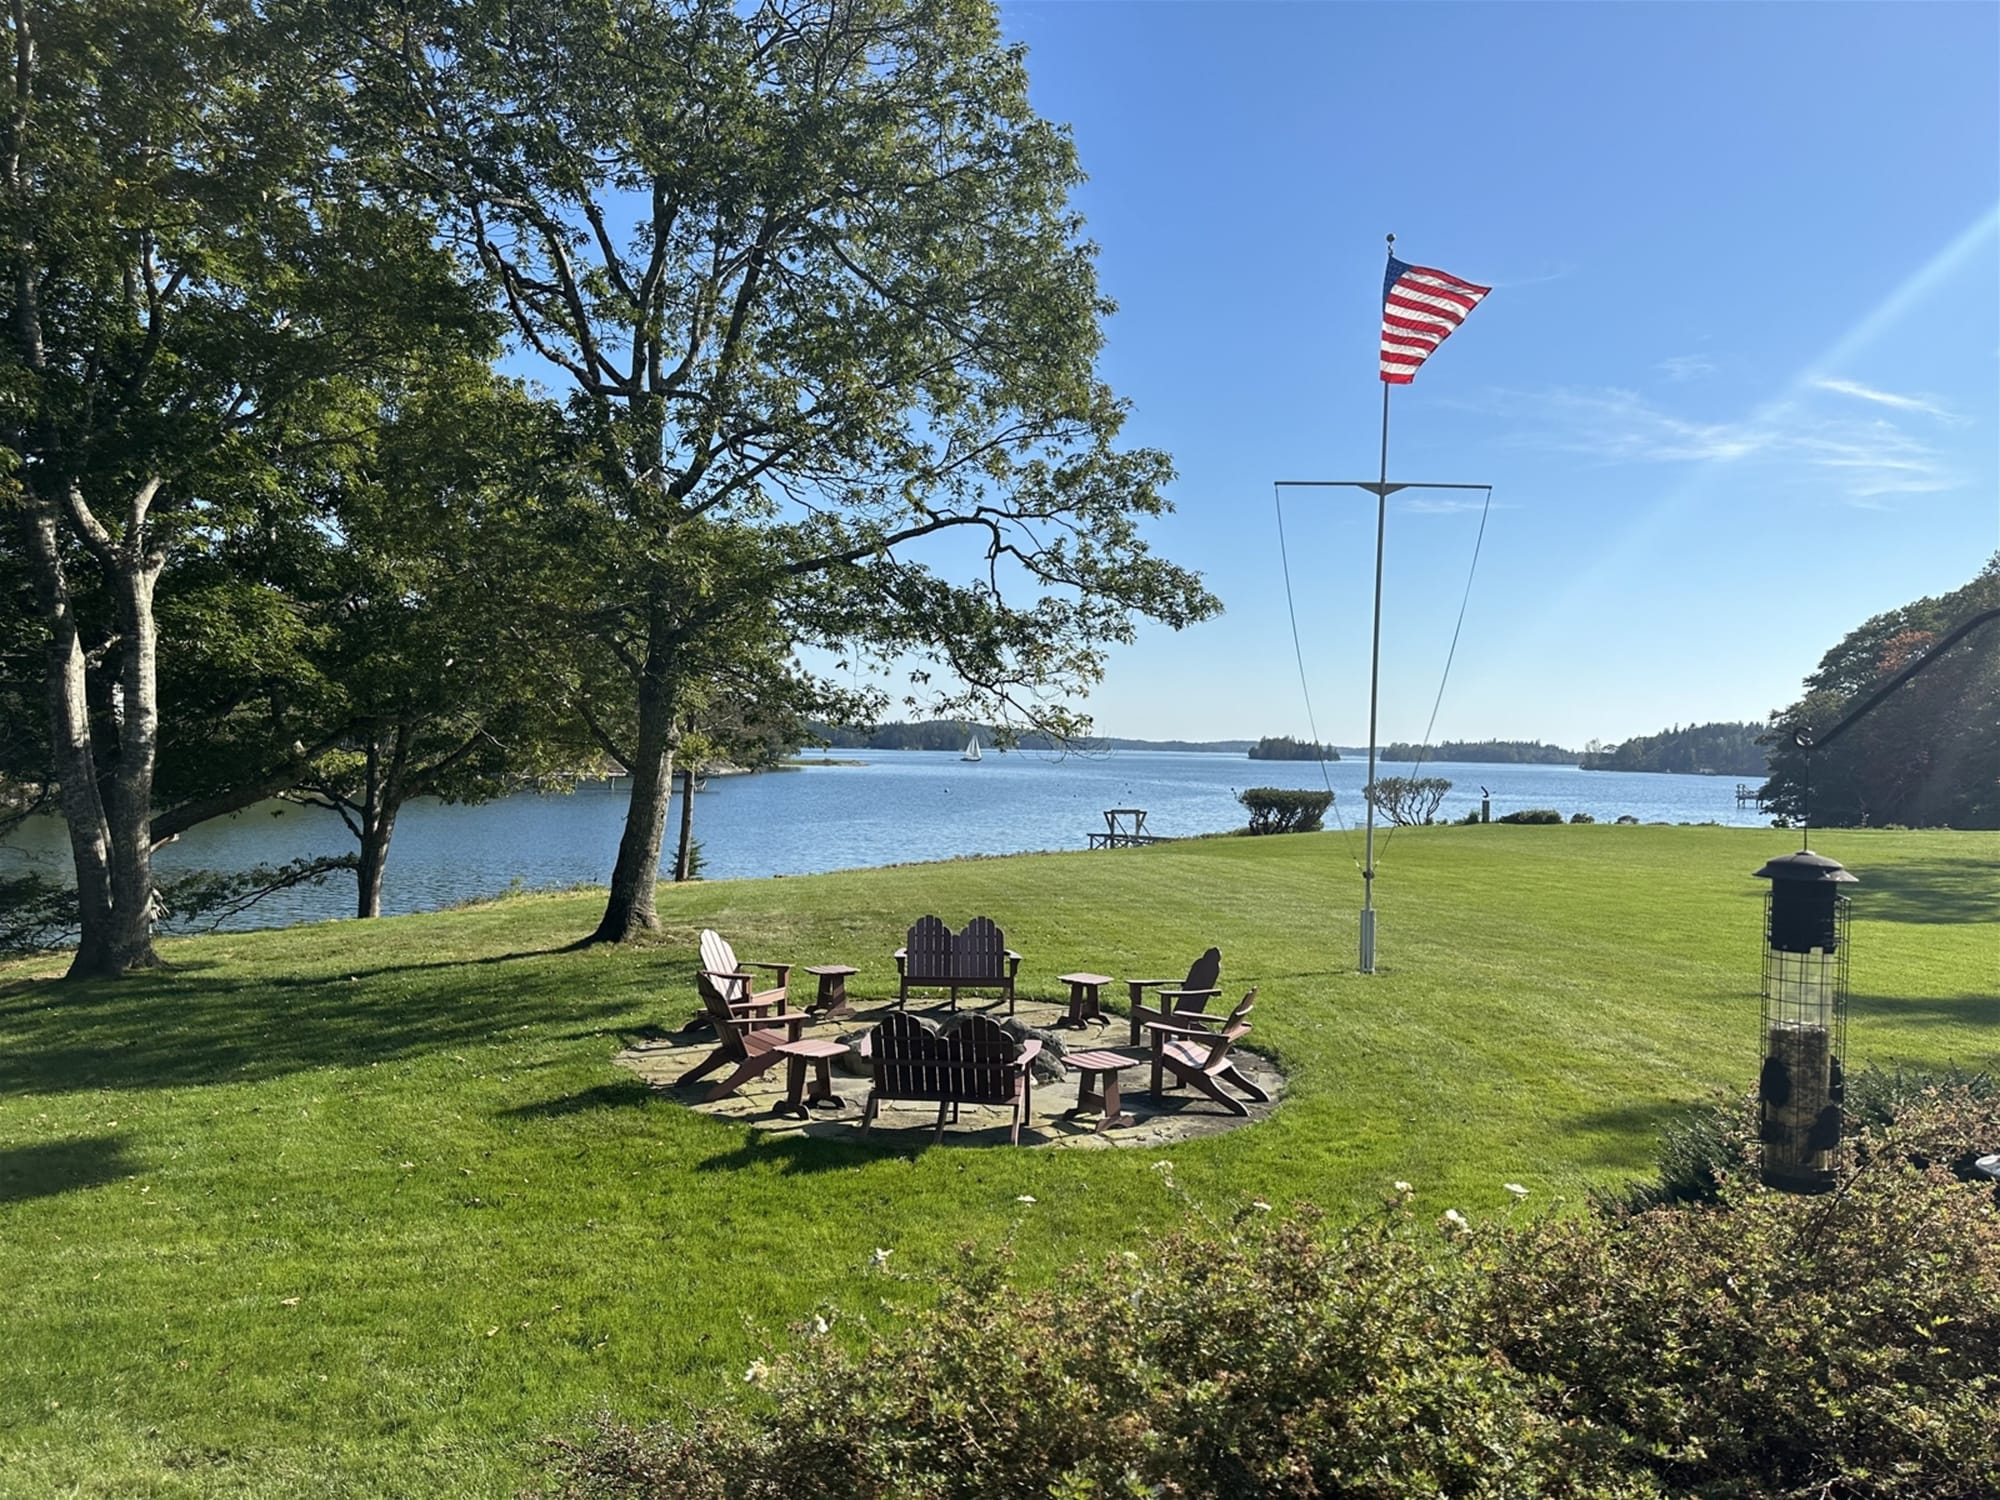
[2,751,1770,933]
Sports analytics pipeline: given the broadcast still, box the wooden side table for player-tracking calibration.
[774,1038,850,1119]
[802,963,859,1019]
[1062,1049,1138,1131]
[1055,971,1114,1029]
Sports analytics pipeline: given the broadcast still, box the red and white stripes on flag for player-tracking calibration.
[1380,256,1490,384]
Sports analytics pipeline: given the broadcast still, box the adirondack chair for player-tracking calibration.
[688,929,794,1032]
[1147,989,1270,1118]
[675,975,813,1101]
[894,915,1022,1014]
[861,1011,1041,1144]
[1125,946,1224,1046]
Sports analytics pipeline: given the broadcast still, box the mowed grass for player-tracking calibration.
[0,824,1993,1497]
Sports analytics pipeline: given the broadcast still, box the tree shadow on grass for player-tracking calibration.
[502,1081,658,1120]
[0,951,634,1099]
[1853,992,2000,1033]
[1851,856,1999,927]
[1560,1098,1707,1169]
[0,1134,139,1204]
[693,1130,918,1175]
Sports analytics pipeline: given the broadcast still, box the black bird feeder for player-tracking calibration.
[1753,849,1857,1193]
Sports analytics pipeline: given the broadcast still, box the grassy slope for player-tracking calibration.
[0,825,1993,1497]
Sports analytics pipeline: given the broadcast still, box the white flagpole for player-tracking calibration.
[1360,337,1390,974]
[1279,233,1489,976]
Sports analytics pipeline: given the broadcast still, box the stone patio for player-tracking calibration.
[615,992,1285,1150]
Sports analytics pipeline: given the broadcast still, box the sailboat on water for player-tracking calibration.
[961,730,982,763]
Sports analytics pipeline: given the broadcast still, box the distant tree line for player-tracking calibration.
[1247,736,1340,762]
[1758,556,1998,829]
[1377,740,1574,765]
[811,722,1253,753]
[1579,723,1766,776]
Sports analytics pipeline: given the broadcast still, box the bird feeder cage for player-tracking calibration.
[1753,850,1857,1194]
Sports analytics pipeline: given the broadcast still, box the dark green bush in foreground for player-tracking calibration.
[1238,787,1334,835]
[1496,808,1564,824]
[542,1087,2000,1500]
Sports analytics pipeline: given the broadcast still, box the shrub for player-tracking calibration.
[1568,811,1594,824]
[1495,808,1562,824]
[1237,787,1333,835]
[1486,1110,2000,1500]
[1364,775,1453,827]
[543,1088,2000,1499]
[1596,1070,2000,1217]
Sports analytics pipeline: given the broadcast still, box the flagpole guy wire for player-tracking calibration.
[1274,232,1493,976]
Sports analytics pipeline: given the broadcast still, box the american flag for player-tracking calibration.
[1380,256,1490,384]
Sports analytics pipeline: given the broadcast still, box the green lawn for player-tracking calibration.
[1,824,1993,1497]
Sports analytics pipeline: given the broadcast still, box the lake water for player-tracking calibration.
[1,751,1770,933]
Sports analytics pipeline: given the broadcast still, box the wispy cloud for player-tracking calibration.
[1808,377,1962,422]
[1467,385,1962,503]
[1657,354,1716,382]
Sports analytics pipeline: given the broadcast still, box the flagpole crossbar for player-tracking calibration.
[1275,481,1491,495]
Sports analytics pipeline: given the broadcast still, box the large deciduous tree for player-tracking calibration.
[1759,555,2000,830]
[368,0,1220,943]
[1,0,485,974]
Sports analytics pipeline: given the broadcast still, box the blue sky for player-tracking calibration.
[999,1,1999,747]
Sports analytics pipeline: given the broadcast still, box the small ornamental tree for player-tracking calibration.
[1238,787,1333,835]
[1365,775,1453,827]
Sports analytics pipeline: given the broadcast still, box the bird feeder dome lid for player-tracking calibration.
[1753,849,1858,884]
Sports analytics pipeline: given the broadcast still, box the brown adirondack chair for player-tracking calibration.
[675,974,812,1101]
[1125,946,1223,1045]
[894,916,1021,1014]
[688,929,794,1032]
[861,1011,1041,1144]
[1147,989,1269,1118]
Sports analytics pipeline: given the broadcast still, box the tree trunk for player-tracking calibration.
[673,765,696,881]
[18,499,117,975]
[353,726,408,919]
[591,635,677,943]
[99,560,163,971]
[356,808,396,919]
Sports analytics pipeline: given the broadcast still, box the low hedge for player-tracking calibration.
[1238,787,1333,835]
[542,1085,2000,1500]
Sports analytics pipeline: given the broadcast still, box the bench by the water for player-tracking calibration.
[1088,808,1162,849]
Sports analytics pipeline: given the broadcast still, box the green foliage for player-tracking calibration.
[1579,722,1767,776]
[547,1089,2000,1498]
[1246,734,1340,761]
[1379,739,1574,764]
[1760,555,2000,829]
[0,872,76,954]
[1485,1098,2000,1500]
[1568,811,1594,824]
[1495,808,1563,824]
[1237,786,1333,834]
[1366,775,1453,827]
